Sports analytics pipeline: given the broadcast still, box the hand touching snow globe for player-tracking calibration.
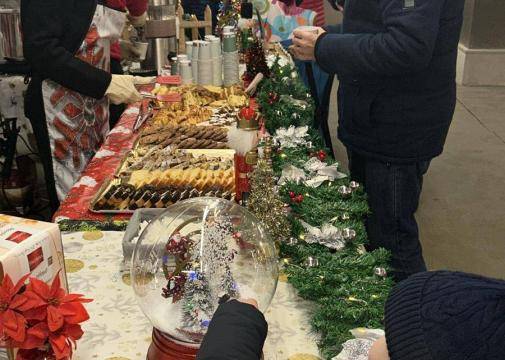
[131,198,278,355]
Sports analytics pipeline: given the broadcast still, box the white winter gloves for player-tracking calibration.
[105,75,155,105]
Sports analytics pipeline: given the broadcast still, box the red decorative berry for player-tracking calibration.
[296,194,304,203]
[289,191,296,199]
[318,150,327,161]
[268,92,279,105]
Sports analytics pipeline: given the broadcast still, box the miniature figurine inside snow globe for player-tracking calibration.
[131,197,278,358]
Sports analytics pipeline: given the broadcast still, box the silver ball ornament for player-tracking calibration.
[342,228,356,240]
[287,237,298,246]
[374,267,387,278]
[305,256,319,268]
[349,181,360,190]
[338,185,352,197]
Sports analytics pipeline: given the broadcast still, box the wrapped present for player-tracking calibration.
[0,215,67,290]
[0,215,68,359]
[252,0,316,42]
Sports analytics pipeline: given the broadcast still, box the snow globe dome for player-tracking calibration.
[131,197,278,345]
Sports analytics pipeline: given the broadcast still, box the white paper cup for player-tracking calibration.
[185,41,193,58]
[198,59,213,85]
[192,41,200,60]
[179,59,192,84]
[210,38,221,58]
[223,25,234,34]
[192,59,199,83]
[212,56,222,86]
[198,41,211,60]
[133,41,149,61]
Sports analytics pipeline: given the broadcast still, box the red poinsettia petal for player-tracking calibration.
[58,302,89,324]
[2,309,26,342]
[49,273,62,298]
[26,321,48,339]
[9,294,28,310]
[23,306,47,321]
[47,305,64,332]
[17,323,48,349]
[49,333,71,360]
[2,275,14,292]
[64,323,84,341]
[12,274,30,296]
[15,291,46,312]
[26,278,50,300]
[61,293,92,303]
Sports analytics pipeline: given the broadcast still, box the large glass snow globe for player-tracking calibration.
[131,197,278,345]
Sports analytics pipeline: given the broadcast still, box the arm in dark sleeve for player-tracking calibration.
[21,0,111,99]
[323,24,342,34]
[197,300,268,360]
[315,0,444,77]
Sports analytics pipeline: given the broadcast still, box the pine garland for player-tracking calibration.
[255,57,394,358]
[257,59,315,133]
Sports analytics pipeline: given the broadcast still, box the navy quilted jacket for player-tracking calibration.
[315,0,466,162]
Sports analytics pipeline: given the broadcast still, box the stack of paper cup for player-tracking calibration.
[177,54,188,68]
[191,41,200,83]
[222,32,239,86]
[179,59,192,84]
[185,41,193,58]
[209,37,222,86]
[223,26,234,34]
[209,37,221,57]
[198,41,213,85]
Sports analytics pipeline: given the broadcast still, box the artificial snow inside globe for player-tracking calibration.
[131,197,278,354]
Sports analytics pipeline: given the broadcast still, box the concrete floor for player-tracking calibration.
[328,85,505,279]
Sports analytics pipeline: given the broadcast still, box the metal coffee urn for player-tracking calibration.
[142,0,177,74]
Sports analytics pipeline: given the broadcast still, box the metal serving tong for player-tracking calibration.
[133,99,155,132]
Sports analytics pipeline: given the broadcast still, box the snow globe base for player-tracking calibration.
[147,328,199,360]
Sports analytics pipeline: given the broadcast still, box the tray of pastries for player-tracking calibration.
[90,150,235,213]
[138,124,229,149]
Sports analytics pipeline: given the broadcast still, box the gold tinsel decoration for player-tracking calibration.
[248,160,291,245]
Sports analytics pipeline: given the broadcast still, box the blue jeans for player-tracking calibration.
[348,151,429,281]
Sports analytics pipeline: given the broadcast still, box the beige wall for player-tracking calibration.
[460,0,505,49]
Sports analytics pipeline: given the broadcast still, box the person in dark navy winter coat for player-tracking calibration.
[291,0,466,280]
[197,299,267,360]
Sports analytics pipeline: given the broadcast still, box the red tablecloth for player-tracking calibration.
[53,103,142,226]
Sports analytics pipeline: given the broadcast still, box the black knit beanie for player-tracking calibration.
[385,271,505,360]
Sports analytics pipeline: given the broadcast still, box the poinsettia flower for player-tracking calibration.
[16,322,49,350]
[16,322,84,360]
[0,274,30,342]
[23,273,92,332]
[49,323,83,360]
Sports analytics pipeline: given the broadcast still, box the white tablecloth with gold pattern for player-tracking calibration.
[63,231,322,360]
